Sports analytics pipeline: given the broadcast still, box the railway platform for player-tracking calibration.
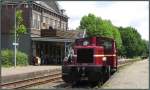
[102,59,148,89]
[1,65,61,84]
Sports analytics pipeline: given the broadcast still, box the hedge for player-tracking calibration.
[1,49,28,67]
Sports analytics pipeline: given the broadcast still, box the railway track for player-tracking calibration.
[1,59,139,89]
[1,70,62,89]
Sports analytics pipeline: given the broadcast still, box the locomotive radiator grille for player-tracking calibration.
[77,49,94,63]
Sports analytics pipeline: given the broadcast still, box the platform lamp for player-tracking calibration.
[13,1,29,67]
[0,0,3,68]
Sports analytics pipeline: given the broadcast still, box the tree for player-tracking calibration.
[78,13,148,58]
[118,26,148,58]
[79,13,122,53]
[80,14,113,37]
[140,39,149,57]
[15,10,27,42]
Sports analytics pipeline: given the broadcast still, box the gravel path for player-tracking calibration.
[102,59,149,89]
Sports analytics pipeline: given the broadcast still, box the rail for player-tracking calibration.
[1,70,62,89]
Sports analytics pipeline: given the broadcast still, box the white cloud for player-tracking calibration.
[58,1,149,40]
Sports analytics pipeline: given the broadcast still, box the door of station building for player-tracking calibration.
[36,43,64,65]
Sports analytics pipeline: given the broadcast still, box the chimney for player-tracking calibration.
[60,9,65,15]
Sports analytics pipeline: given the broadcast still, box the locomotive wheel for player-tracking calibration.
[98,77,104,87]
[100,72,104,84]
[90,74,104,87]
[90,81,99,87]
[111,67,117,75]
[104,65,111,80]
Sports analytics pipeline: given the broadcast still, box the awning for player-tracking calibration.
[31,37,75,42]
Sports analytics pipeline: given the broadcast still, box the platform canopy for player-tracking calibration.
[32,37,75,42]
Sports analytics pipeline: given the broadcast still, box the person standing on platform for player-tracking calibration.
[40,50,45,65]
[45,54,49,65]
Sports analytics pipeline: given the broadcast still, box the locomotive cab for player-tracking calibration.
[62,37,117,84]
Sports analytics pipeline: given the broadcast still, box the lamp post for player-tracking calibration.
[0,0,2,58]
[14,7,17,67]
[95,17,97,32]
[0,0,4,67]
[13,3,20,68]
[13,1,29,67]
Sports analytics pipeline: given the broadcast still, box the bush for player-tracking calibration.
[1,49,28,67]
[16,51,28,66]
[1,49,13,67]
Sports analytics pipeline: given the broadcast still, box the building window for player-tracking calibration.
[55,20,57,29]
[46,17,49,29]
[48,18,50,28]
[61,23,63,30]
[61,22,66,31]
[42,16,46,29]
[32,12,41,30]
[37,15,40,30]
[32,13,36,29]
[43,16,46,23]
[57,20,60,29]
[64,23,66,30]
[52,19,55,29]
[49,15,52,27]
[63,23,65,30]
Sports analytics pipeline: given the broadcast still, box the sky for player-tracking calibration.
[57,1,149,41]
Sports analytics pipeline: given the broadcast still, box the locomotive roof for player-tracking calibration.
[97,36,114,40]
[76,36,115,41]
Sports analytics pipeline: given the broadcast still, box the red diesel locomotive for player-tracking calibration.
[62,36,118,84]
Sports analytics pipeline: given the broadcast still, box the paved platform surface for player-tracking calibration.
[2,65,61,76]
[1,65,61,83]
[102,59,149,89]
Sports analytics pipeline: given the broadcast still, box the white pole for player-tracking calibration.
[95,18,96,32]
[13,1,26,67]
[82,29,86,38]
[14,7,17,67]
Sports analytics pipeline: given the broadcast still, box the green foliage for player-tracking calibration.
[16,10,23,25]
[80,14,113,37]
[118,45,126,56]
[118,26,149,58]
[1,49,28,67]
[1,49,14,67]
[16,50,28,66]
[78,13,148,58]
[15,10,27,42]
[79,13,122,52]
[140,39,149,57]
[17,24,26,35]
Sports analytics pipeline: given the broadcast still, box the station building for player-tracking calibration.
[1,1,83,65]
